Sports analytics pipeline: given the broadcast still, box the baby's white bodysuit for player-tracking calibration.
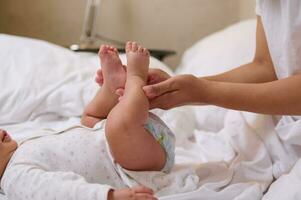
[1,125,126,200]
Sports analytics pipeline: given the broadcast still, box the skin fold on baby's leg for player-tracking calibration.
[81,45,126,128]
[105,42,166,171]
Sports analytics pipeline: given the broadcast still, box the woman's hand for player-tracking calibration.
[95,67,170,86]
[143,74,207,109]
[108,185,157,200]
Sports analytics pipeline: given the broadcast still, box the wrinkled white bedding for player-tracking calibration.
[1,18,301,200]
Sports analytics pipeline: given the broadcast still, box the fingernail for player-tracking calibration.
[143,86,150,93]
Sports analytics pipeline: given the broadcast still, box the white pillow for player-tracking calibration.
[176,19,256,76]
[176,19,257,132]
[0,34,98,125]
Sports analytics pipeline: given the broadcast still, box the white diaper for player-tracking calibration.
[144,112,176,173]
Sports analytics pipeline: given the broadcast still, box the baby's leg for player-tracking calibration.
[106,42,166,171]
[81,45,126,128]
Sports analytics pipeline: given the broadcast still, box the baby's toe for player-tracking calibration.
[132,42,138,51]
[99,45,109,56]
[126,41,133,53]
[138,46,143,53]
[143,48,149,56]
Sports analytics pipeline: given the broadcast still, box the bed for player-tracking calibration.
[1,19,297,200]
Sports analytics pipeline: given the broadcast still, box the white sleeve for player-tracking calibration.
[1,163,113,200]
[255,0,262,16]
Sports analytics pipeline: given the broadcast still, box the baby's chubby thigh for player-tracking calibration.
[105,112,175,173]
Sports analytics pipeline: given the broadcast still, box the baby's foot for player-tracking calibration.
[125,41,150,82]
[98,45,126,92]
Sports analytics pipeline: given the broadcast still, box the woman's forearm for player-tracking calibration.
[205,16,277,84]
[201,74,301,115]
[204,60,277,83]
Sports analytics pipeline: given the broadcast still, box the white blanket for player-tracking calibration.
[154,111,299,200]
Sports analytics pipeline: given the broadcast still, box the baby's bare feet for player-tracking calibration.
[125,41,150,82]
[98,45,126,92]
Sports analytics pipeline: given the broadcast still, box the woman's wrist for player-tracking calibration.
[195,77,212,105]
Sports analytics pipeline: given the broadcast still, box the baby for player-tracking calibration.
[0,42,175,200]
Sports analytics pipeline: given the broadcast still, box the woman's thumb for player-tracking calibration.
[143,79,172,98]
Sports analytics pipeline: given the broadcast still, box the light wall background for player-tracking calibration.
[0,0,255,69]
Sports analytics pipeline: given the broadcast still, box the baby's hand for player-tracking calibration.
[108,185,157,200]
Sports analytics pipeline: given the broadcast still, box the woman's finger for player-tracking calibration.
[147,68,170,85]
[147,74,163,85]
[148,91,176,110]
[143,78,177,99]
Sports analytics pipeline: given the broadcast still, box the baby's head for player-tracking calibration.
[0,129,17,178]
